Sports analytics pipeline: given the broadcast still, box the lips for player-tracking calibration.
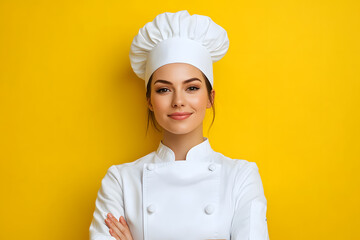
[168,112,192,120]
[169,112,192,116]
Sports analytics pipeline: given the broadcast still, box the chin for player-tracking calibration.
[162,123,202,135]
[163,128,194,135]
[158,117,204,136]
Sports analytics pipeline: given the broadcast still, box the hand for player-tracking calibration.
[105,213,133,240]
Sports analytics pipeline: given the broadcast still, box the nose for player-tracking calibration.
[171,91,185,108]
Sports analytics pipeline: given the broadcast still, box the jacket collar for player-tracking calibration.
[155,137,214,162]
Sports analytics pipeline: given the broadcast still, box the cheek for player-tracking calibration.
[190,93,209,110]
[151,95,168,113]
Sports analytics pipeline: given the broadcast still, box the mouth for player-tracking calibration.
[168,112,192,120]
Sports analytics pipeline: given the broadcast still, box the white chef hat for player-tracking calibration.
[129,10,229,88]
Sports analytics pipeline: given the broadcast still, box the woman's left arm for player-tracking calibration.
[230,162,269,240]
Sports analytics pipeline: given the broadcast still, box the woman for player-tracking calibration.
[89,10,269,240]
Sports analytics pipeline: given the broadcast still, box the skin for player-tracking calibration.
[148,63,215,160]
[106,63,217,239]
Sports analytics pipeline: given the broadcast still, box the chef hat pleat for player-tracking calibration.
[129,10,229,88]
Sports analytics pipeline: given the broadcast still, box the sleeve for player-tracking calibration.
[230,162,269,240]
[89,165,125,240]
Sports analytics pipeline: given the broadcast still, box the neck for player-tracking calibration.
[161,126,205,161]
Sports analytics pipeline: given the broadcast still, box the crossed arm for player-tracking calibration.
[105,213,133,240]
[105,212,225,240]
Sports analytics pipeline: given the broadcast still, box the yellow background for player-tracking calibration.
[0,0,359,239]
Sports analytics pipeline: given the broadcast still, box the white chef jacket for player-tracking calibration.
[89,137,269,240]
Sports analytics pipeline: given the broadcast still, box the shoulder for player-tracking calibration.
[214,152,266,203]
[213,151,259,175]
[105,151,156,178]
[213,151,263,189]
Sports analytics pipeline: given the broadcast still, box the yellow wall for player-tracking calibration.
[0,0,359,239]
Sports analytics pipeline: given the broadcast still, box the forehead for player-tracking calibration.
[152,63,203,83]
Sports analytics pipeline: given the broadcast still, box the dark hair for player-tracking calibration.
[145,72,215,135]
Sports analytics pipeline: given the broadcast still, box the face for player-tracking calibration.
[148,63,215,135]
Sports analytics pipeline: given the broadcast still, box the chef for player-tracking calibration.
[89,10,269,240]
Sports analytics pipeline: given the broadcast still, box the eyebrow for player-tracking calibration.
[153,78,202,85]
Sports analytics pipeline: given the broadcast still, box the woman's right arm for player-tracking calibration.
[89,165,125,240]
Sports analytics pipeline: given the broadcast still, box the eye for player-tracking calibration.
[155,88,170,93]
[187,86,200,91]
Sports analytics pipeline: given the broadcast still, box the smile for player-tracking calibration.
[168,112,192,120]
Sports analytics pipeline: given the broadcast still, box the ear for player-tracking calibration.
[147,98,154,111]
[207,89,215,108]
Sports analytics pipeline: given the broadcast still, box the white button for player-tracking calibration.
[147,164,155,171]
[204,204,215,215]
[147,204,156,214]
[208,164,216,171]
